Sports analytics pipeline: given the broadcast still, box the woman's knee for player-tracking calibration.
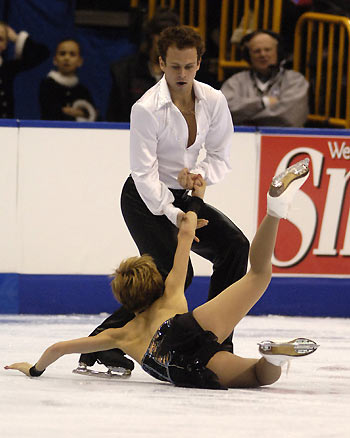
[255,358,282,386]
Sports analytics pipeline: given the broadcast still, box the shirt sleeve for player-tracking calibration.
[258,72,309,127]
[190,91,233,185]
[221,73,266,123]
[221,70,309,127]
[130,103,182,226]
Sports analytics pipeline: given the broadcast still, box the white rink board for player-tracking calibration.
[0,127,18,272]
[13,126,258,275]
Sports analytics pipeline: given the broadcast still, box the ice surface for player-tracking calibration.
[1,314,349,438]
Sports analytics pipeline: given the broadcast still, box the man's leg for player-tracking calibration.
[121,176,194,288]
[78,307,135,370]
[78,177,194,370]
[191,203,250,352]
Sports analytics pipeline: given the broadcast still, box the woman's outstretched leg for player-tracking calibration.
[193,158,310,344]
[205,351,282,388]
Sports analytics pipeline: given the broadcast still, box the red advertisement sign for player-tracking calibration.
[259,135,350,276]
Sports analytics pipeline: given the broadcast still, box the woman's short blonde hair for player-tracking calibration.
[111,255,164,313]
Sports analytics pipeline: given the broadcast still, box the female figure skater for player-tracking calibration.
[5,158,318,389]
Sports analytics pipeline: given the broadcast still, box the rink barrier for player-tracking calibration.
[0,121,349,316]
[1,273,349,317]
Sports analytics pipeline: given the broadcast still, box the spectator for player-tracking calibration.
[39,38,97,122]
[312,0,350,16]
[221,30,309,127]
[106,8,179,122]
[0,21,49,119]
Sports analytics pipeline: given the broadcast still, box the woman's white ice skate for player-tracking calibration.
[258,337,319,366]
[267,158,310,219]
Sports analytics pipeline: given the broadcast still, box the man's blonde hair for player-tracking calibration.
[111,255,164,313]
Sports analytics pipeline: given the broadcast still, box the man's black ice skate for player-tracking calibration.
[72,362,132,379]
[72,349,134,379]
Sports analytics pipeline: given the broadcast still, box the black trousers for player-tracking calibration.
[80,176,249,364]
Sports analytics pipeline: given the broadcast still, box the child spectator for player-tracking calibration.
[39,38,97,121]
[0,21,49,119]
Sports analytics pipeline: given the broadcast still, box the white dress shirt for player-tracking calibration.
[130,75,234,226]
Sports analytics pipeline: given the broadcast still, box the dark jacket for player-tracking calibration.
[106,52,158,123]
[0,34,49,118]
[39,73,96,121]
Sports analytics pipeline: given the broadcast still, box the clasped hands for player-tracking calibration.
[176,168,208,239]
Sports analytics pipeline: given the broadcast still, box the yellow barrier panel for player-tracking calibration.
[218,0,282,81]
[294,12,350,129]
[145,0,207,39]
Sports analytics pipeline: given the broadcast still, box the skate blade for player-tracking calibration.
[258,338,319,356]
[269,158,310,197]
[72,366,131,379]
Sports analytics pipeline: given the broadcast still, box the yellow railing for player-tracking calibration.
[131,0,207,39]
[294,12,350,129]
[218,0,283,81]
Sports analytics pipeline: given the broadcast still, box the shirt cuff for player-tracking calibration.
[15,31,29,59]
[262,96,270,108]
[163,204,183,227]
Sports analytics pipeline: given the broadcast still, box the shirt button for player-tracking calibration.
[2,101,7,107]
[0,91,4,96]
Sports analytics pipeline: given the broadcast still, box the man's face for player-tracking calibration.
[54,40,83,76]
[0,25,8,54]
[247,33,278,75]
[159,45,200,94]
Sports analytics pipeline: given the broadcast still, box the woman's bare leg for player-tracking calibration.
[205,351,282,388]
[193,158,310,343]
[193,214,279,343]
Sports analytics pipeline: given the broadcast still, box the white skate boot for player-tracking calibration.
[258,337,319,366]
[267,158,310,219]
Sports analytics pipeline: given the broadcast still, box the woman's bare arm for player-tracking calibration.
[164,174,207,297]
[4,329,118,377]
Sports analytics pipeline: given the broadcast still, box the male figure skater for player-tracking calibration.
[6,158,318,389]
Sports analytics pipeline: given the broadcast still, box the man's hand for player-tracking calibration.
[268,96,279,107]
[4,362,33,376]
[178,168,198,190]
[6,25,18,43]
[192,174,206,199]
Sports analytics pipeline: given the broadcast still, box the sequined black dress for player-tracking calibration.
[141,312,227,390]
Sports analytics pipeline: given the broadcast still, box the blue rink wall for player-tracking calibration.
[0,121,349,317]
[0,273,349,318]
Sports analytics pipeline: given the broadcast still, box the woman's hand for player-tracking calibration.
[178,168,198,190]
[4,362,33,376]
[62,106,85,118]
[177,211,208,242]
[192,174,206,199]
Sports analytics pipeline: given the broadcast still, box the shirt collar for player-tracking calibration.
[48,70,79,87]
[0,56,3,67]
[157,75,172,109]
[156,76,205,110]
